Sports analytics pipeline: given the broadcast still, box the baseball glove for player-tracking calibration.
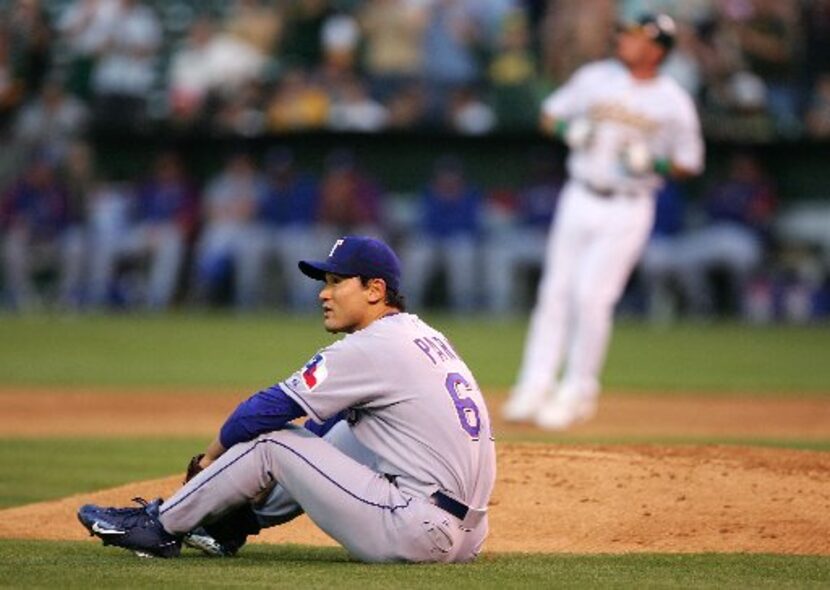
[184,453,205,484]
[621,140,653,176]
[563,118,593,150]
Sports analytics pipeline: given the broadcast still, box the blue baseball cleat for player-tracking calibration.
[77,497,181,558]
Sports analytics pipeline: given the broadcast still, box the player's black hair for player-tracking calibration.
[360,276,407,311]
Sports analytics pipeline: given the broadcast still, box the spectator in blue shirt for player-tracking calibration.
[1,156,84,310]
[637,180,688,322]
[676,152,777,316]
[484,153,561,314]
[401,155,482,312]
[88,152,197,310]
[193,151,267,308]
[240,147,321,310]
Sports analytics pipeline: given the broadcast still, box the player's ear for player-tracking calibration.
[365,277,387,304]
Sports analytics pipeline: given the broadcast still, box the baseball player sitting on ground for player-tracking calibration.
[78,235,496,563]
[502,13,704,430]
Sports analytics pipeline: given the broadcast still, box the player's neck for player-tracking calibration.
[353,304,398,332]
[628,63,659,80]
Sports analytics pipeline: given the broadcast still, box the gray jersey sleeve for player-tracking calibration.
[280,338,382,423]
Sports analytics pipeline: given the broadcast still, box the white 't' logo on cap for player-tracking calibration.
[329,238,345,258]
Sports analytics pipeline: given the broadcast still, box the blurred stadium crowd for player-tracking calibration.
[2,0,830,138]
[0,0,829,320]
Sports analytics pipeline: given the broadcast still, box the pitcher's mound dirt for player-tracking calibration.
[1,444,828,555]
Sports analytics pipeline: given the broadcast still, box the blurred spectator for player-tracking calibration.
[61,140,96,223]
[484,152,561,314]
[401,155,483,313]
[316,148,383,241]
[690,5,743,104]
[540,0,615,84]
[359,0,428,100]
[280,0,333,68]
[0,26,24,132]
[193,152,266,308]
[619,1,712,24]
[727,0,802,135]
[86,177,130,306]
[7,0,53,102]
[688,6,774,141]
[90,0,161,130]
[56,0,120,101]
[225,0,284,56]
[0,155,84,310]
[168,16,267,128]
[637,180,688,323]
[88,152,197,310]
[447,86,495,135]
[241,148,321,310]
[266,68,329,131]
[60,140,96,306]
[488,10,539,131]
[803,0,830,103]
[328,75,389,132]
[660,18,703,98]
[805,73,830,139]
[320,12,360,76]
[675,152,778,317]
[422,0,484,120]
[213,79,267,137]
[384,81,428,129]
[467,0,517,44]
[13,75,89,161]
[773,200,830,322]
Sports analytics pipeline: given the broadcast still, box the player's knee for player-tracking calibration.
[575,289,615,318]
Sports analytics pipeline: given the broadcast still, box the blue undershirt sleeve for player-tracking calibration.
[303,411,347,437]
[219,385,306,449]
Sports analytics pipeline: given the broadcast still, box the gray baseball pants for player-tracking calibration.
[158,422,487,563]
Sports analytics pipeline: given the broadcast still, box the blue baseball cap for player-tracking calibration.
[299,236,402,293]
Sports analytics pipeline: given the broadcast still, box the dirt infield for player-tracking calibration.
[1,389,829,555]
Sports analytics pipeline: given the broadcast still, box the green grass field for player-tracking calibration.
[1,313,828,393]
[0,313,828,588]
[1,542,828,589]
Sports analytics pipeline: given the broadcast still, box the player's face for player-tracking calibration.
[616,26,662,68]
[318,273,372,333]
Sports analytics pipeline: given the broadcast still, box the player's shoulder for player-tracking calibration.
[367,312,425,336]
[572,59,624,82]
[341,312,419,345]
[335,313,430,368]
[655,73,695,101]
[658,76,700,120]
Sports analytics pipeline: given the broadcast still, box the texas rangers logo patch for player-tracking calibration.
[302,354,328,390]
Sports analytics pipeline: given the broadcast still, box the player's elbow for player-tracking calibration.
[539,114,556,135]
[670,164,702,180]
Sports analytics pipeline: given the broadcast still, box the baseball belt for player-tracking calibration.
[386,474,483,528]
[577,178,645,199]
[429,491,469,521]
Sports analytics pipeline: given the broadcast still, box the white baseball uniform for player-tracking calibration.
[505,59,704,428]
[159,312,496,563]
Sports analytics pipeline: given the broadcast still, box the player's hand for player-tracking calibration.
[184,453,206,484]
[563,118,593,149]
[620,140,653,176]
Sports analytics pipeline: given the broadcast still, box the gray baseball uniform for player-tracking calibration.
[158,312,496,563]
